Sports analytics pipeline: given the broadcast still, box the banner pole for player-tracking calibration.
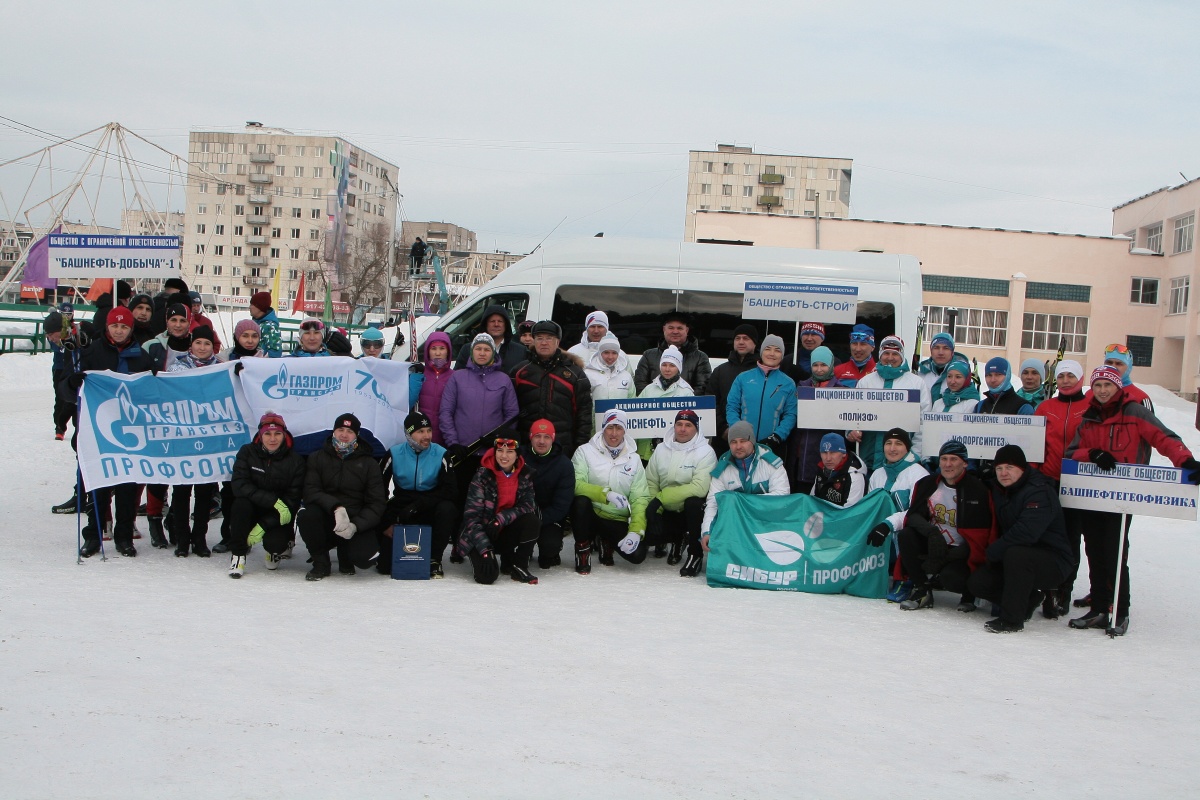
[1109,512,1129,637]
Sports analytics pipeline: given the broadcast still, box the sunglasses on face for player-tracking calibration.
[361,341,383,348]
[849,332,873,343]
[493,439,519,450]
[1105,344,1130,355]
[300,320,324,332]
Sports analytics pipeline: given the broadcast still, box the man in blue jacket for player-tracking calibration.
[381,411,459,578]
[725,334,797,458]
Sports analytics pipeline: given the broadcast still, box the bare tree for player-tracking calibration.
[317,221,392,323]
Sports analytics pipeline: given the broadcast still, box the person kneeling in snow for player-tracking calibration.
[645,409,717,573]
[297,413,387,581]
[698,421,790,576]
[966,445,1077,633]
[456,428,541,585]
[810,433,865,508]
[227,413,305,578]
[570,409,651,574]
[864,428,930,600]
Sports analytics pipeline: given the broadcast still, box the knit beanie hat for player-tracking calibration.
[166,302,190,321]
[800,322,826,340]
[820,433,847,454]
[234,319,261,339]
[333,412,361,434]
[601,409,628,431]
[1090,366,1122,387]
[584,310,610,330]
[129,293,154,312]
[675,409,700,428]
[190,325,215,344]
[404,410,432,435]
[939,439,969,461]
[992,444,1029,471]
[660,345,683,371]
[1056,359,1084,381]
[733,323,761,346]
[850,323,875,346]
[727,420,754,442]
[879,335,905,356]
[361,327,384,342]
[985,357,1009,376]
[597,334,621,354]
[883,427,912,450]
[809,346,834,368]
[930,332,955,350]
[1019,358,1046,382]
[471,332,497,356]
[530,419,556,438]
[945,357,972,378]
[107,306,134,327]
[250,291,272,312]
[761,334,786,355]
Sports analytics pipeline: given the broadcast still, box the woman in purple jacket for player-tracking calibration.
[417,331,455,446]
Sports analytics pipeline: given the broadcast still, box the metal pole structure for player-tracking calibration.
[814,193,821,250]
[1109,513,1129,637]
[945,307,959,341]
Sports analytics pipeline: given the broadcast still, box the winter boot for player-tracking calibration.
[598,538,615,567]
[679,549,703,578]
[430,560,444,579]
[538,552,561,569]
[1025,590,1045,621]
[574,541,592,575]
[265,551,281,571]
[900,585,934,610]
[510,565,539,584]
[1106,615,1130,637]
[228,554,246,578]
[667,539,684,566]
[174,536,190,557]
[984,617,1024,633]
[52,493,80,514]
[212,540,230,554]
[509,542,538,584]
[339,562,356,576]
[191,532,211,558]
[306,564,331,581]
[281,541,295,559]
[79,534,101,558]
[1069,609,1109,629]
[1073,592,1092,608]
[886,580,913,603]
[147,516,169,549]
[652,543,668,559]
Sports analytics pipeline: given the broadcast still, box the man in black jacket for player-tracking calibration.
[706,324,759,454]
[297,413,387,581]
[511,320,592,456]
[520,418,576,569]
[967,444,1076,633]
[453,304,527,375]
[634,311,712,395]
[227,412,306,577]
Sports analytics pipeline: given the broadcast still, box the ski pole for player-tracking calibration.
[1109,513,1129,638]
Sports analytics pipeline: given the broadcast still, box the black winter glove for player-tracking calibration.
[867,523,890,548]
[760,434,784,456]
[446,444,469,467]
[488,516,504,535]
[1089,448,1117,471]
[409,362,424,374]
[1181,457,1200,485]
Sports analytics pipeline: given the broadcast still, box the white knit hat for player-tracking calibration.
[585,310,610,330]
[660,345,683,371]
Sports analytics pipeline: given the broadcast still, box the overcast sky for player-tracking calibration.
[3,0,1197,253]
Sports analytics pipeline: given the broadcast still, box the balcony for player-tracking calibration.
[242,275,268,286]
[245,235,268,245]
[244,256,267,267]
[245,214,270,224]
[759,173,784,186]
[757,195,781,208]
[248,193,271,204]
[248,174,272,185]
[249,153,275,164]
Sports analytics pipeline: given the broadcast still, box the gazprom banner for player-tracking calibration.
[594,395,716,437]
[920,412,1046,461]
[77,362,253,489]
[706,489,893,597]
[796,386,921,431]
[238,357,412,455]
[1059,459,1198,521]
[742,281,858,324]
[47,235,182,279]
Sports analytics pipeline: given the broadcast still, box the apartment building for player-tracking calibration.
[182,124,398,309]
[121,209,184,236]
[683,145,852,241]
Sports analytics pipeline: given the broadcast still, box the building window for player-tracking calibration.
[214,205,224,216]
[195,244,205,254]
[922,274,1010,297]
[197,183,208,194]
[237,143,247,154]
[699,183,711,194]
[744,163,754,175]
[289,249,299,260]
[723,163,734,174]
[698,205,709,211]
[292,187,302,197]
[314,146,323,157]
[720,206,731,211]
[1169,276,1190,315]
[291,208,302,219]
[785,166,796,177]
[296,146,305,157]
[313,167,323,178]
[217,163,228,175]
[233,225,243,235]
[805,189,818,201]
[1025,281,1091,303]
[1174,214,1194,254]
[197,205,207,215]
[231,287,241,296]
[827,168,838,180]
[213,224,224,235]
[288,269,299,279]
[270,248,281,259]
[308,251,319,261]
[784,188,794,200]
[232,246,242,256]
[312,188,322,199]
[273,207,283,218]
[310,229,320,240]
[275,166,286,177]
[213,245,224,256]
[276,145,287,156]
[234,205,245,216]
[311,209,321,219]
[1021,312,1088,352]
[251,247,262,257]
[1130,277,1159,305]
[1126,335,1154,367]
[196,224,205,234]
[195,264,204,275]
[1144,223,1163,254]
[742,186,753,197]
[212,265,222,276]
[703,161,713,173]
[924,305,1008,348]
[200,142,211,153]
[722,184,733,196]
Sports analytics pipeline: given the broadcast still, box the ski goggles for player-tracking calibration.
[493,438,519,451]
[299,319,324,332]
[849,331,874,343]
[1104,343,1130,355]
[360,340,384,349]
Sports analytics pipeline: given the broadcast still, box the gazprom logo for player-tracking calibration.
[753,530,806,566]
[262,365,343,400]
[95,383,147,451]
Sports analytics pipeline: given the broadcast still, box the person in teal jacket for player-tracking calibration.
[725,334,796,458]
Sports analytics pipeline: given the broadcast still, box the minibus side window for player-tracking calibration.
[438,292,529,353]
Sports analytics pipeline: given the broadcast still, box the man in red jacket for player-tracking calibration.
[1066,366,1200,636]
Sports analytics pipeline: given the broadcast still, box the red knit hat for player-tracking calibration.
[530,419,555,438]
[250,291,272,313]
[107,306,134,327]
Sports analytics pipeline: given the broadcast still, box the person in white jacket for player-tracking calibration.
[584,334,635,404]
[929,357,980,414]
[846,335,931,469]
[570,409,651,574]
[810,433,866,508]
[645,409,717,573]
[697,420,790,576]
[568,309,618,365]
[865,427,931,603]
[636,345,693,460]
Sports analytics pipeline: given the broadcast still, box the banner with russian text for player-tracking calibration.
[796,386,922,431]
[77,362,253,490]
[706,489,893,597]
[1059,459,1198,521]
[594,395,717,437]
[47,234,182,279]
[237,357,412,456]
[742,281,858,323]
[920,412,1046,461]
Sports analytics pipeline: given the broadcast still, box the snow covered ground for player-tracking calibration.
[2,352,1198,799]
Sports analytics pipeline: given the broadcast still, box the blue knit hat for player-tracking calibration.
[820,432,847,454]
[930,331,955,350]
[850,324,875,346]
[1019,358,1045,382]
[939,439,969,460]
[809,345,834,368]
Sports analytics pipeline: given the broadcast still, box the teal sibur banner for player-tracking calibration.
[706,489,894,597]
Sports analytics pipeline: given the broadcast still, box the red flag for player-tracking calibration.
[292,273,306,313]
[85,279,113,303]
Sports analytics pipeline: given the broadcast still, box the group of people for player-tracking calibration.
[47,290,1200,636]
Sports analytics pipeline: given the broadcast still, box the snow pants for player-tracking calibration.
[896,522,971,596]
[169,483,217,549]
[967,546,1068,625]
[297,506,379,572]
[571,496,642,564]
[227,496,294,558]
[83,483,139,547]
[645,496,705,553]
[1078,509,1132,619]
[469,512,540,584]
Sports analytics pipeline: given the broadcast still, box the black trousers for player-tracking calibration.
[896,524,971,595]
[377,500,459,566]
[297,506,379,570]
[645,496,705,551]
[83,483,139,546]
[170,483,218,548]
[537,521,565,563]
[1078,509,1132,618]
[1059,506,1084,591]
[968,546,1068,625]
[571,496,645,564]
[471,512,540,583]
[227,496,294,557]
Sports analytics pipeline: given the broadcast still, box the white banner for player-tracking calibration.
[1059,459,1198,521]
[795,386,922,431]
[47,234,182,278]
[593,395,716,437]
[742,281,858,323]
[920,412,1046,461]
[77,362,254,489]
[238,357,411,454]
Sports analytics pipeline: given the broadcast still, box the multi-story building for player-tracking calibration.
[121,209,185,236]
[683,145,852,241]
[691,209,1197,395]
[401,221,478,263]
[182,123,398,311]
